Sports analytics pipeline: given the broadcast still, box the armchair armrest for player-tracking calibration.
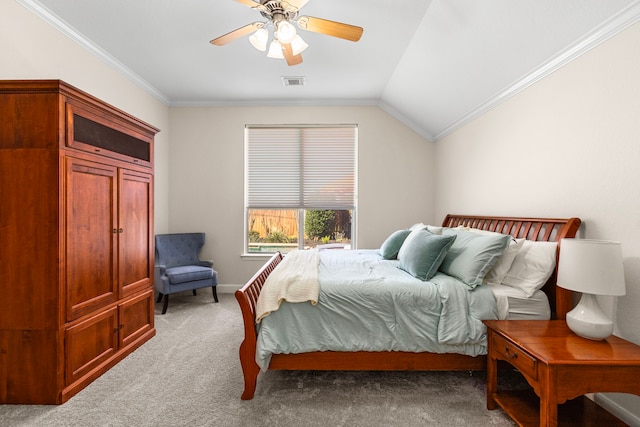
[155,263,167,275]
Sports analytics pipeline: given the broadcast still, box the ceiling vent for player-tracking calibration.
[282,76,305,86]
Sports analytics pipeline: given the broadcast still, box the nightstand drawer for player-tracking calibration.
[492,333,538,380]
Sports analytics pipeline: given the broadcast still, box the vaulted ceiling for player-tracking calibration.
[24,0,640,140]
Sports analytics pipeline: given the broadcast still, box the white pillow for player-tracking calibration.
[409,223,443,235]
[426,225,443,235]
[485,238,525,285]
[501,240,558,297]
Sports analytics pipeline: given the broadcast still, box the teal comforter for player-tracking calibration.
[255,250,498,370]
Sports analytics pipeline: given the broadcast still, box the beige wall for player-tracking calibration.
[168,105,434,285]
[1,0,170,233]
[435,20,640,424]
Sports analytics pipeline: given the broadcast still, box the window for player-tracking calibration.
[245,125,357,254]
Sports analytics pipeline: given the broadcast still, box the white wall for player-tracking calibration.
[168,105,434,285]
[435,19,640,425]
[1,1,170,233]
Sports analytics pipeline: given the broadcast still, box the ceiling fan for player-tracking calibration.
[210,0,363,66]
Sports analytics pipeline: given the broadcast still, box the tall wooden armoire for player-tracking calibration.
[0,80,158,404]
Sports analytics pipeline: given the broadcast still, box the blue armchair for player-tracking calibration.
[154,233,218,314]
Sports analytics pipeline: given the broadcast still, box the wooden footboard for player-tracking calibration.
[234,252,283,400]
[235,215,581,399]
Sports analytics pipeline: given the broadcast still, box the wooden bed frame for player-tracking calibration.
[235,214,582,399]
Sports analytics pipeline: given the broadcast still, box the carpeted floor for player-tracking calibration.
[0,292,519,426]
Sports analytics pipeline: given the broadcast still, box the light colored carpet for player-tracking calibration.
[0,292,517,426]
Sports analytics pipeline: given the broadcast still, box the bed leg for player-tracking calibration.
[240,366,259,400]
[239,340,260,400]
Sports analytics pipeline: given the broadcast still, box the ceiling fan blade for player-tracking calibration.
[210,22,263,46]
[297,16,363,42]
[235,0,269,13]
[283,43,303,66]
[234,0,260,7]
[285,0,310,10]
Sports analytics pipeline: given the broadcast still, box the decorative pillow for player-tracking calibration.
[502,240,558,297]
[397,229,456,281]
[439,229,511,288]
[463,228,525,285]
[380,229,411,260]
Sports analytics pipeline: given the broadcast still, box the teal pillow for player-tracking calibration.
[397,229,457,281]
[380,229,411,260]
[439,229,511,288]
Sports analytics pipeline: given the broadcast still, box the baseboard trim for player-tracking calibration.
[217,284,242,294]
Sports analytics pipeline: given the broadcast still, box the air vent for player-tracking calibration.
[282,76,305,86]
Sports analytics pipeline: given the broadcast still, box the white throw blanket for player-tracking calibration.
[255,249,320,323]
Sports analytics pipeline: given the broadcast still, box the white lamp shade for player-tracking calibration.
[267,40,284,59]
[290,35,308,55]
[557,238,625,296]
[249,28,268,52]
[275,20,296,44]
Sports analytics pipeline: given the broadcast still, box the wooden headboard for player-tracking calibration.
[441,214,582,319]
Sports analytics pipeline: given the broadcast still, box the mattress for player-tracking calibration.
[255,249,498,370]
[487,283,550,320]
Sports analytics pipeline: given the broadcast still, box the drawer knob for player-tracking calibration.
[505,346,518,359]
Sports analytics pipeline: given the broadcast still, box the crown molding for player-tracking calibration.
[432,0,640,142]
[18,0,170,104]
[169,98,380,107]
[376,101,435,142]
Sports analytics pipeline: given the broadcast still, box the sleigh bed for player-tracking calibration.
[235,214,581,399]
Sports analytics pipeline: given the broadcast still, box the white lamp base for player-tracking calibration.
[566,293,614,340]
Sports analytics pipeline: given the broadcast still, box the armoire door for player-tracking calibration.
[64,306,118,386]
[65,157,118,321]
[118,168,153,298]
[119,290,155,349]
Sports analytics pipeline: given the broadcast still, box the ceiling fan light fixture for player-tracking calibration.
[291,35,308,55]
[267,40,284,59]
[210,0,364,65]
[275,20,296,44]
[249,28,269,51]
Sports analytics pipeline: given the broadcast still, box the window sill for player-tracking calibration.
[241,253,277,260]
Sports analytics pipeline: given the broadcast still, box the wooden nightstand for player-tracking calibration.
[484,320,640,427]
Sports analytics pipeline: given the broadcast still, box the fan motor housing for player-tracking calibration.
[259,1,299,21]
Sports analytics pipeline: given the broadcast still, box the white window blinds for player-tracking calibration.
[246,126,356,210]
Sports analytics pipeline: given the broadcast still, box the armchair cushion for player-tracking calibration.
[166,265,215,285]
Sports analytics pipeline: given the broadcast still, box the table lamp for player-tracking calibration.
[557,238,626,340]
